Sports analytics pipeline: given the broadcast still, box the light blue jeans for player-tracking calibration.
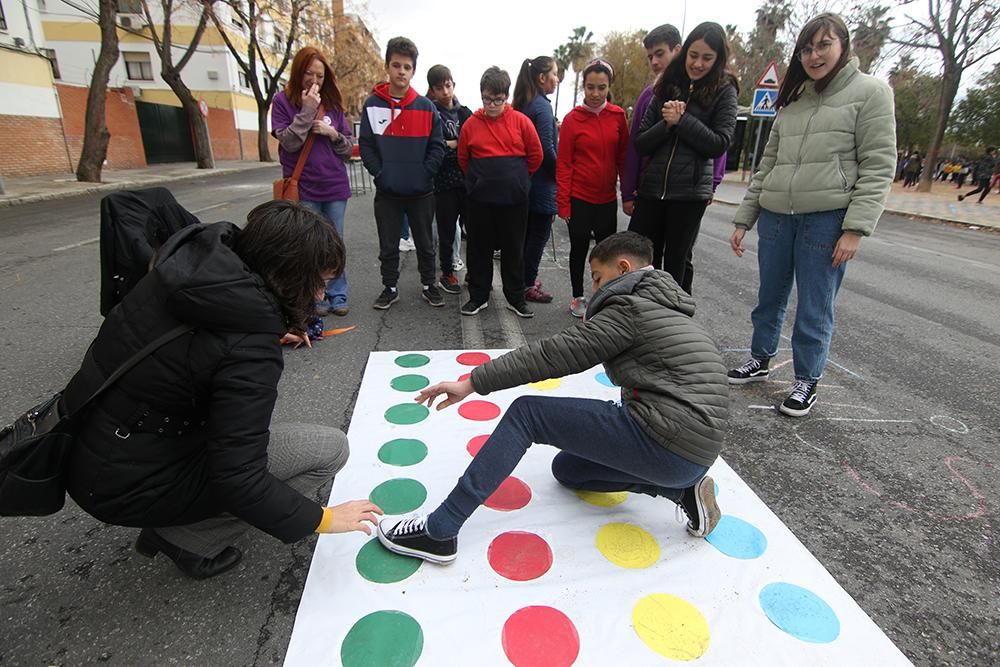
[300,199,348,308]
[749,208,848,381]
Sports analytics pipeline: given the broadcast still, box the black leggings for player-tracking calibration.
[963,179,991,203]
[627,197,708,294]
[567,198,617,297]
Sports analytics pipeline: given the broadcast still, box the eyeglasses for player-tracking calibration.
[482,95,507,107]
[798,39,840,60]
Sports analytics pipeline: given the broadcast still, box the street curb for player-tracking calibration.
[0,163,275,209]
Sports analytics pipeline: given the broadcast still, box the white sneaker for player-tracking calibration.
[453,258,465,272]
[399,237,415,252]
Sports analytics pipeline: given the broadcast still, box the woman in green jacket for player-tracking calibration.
[727,13,896,416]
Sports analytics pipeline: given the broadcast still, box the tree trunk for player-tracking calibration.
[573,71,581,107]
[916,67,959,193]
[162,70,214,169]
[76,0,119,183]
[257,103,272,162]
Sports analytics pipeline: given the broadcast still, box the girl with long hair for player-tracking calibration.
[727,13,896,417]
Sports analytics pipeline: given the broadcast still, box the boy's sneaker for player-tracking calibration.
[373,287,399,310]
[779,379,818,417]
[678,475,721,538]
[506,302,534,318]
[569,296,588,318]
[461,299,488,316]
[377,515,457,565]
[438,273,462,295]
[453,258,465,272]
[727,357,769,384]
[525,280,553,303]
[493,249,502,261]
[399,237,415,252]
[422,284,445,307]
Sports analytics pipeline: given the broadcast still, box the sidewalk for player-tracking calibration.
[714,178,1000,230]
[0,160,276,208]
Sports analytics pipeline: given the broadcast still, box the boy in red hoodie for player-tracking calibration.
[457,67,543,318]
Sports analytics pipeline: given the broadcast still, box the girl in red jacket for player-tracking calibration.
[557,59,629,317]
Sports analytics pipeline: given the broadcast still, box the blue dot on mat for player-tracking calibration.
[715,481,720,497]
[759,582,841,643]
[705,515,767,559]
[596,372,616,388]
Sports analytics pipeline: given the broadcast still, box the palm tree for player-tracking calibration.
[552,44,571,116]
[566,26,595,107]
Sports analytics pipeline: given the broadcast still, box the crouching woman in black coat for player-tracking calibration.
[61,200,381,579]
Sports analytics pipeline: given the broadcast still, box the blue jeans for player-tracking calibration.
[427,396,708,538]
[750,208,848,381]
[300,200,348,308]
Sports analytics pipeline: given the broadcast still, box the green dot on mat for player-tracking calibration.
[355,538,422,583]
[384,403,429,425]
[390,374,430,392]
[378,439,428,466]
[369,478,428,514]
[341,609,424,667]
[395,353,430,368]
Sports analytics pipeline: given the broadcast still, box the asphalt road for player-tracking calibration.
[1,168,997,666]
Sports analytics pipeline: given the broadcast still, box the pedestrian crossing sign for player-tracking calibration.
[751,88,778,118]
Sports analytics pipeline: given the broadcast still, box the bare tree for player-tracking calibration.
[892,0,1000,191]
[76,0,119,182]
[597,30,649,114]
[140,0,214,168]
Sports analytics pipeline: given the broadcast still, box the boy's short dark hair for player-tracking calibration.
[427,64,453,89]
[385,36,418,66]
[644,24,682,49]
[590,231,653,266]
[480,66,511,95]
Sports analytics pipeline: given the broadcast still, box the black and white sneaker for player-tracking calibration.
[422,284,445,307]
[461,299,488,316]
[779,379,818,417]
[678,475,721,538]
[505,301,534,319]
[373,287,399,310]
[727,357,769,384]
[377,515,457,564]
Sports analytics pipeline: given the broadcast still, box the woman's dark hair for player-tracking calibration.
[590,231,653,266]
[581,58,615,104]
[425,64,453,99]
[654,22,734,107]
[237,201,345,329]
[775,13,851,109]
[284,47,344,112]
[480,66,511,95]
[513,56,556,110]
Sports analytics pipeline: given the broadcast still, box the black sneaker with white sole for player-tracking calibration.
[461,299,488,316]
[505,301,534,318]
[678,475,721,538]
[373,286,400,310]
[727,357,769,384]
[377,515,457,564]
[779,379,818,417]
[422,284,445,307]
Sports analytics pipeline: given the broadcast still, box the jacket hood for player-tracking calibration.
[473,103,513,121]
[372,82,419,107]
[587,268,695,319]
[153,222,287,335]
[434,96,469,112]
[568,103,624,120]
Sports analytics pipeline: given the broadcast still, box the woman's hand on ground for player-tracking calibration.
[832,232,862,267]
[415,378,475,410]
[324,500,384,535]
[730,228,747,257]
[280,331,311,348]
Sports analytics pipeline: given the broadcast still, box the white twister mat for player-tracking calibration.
[284,350,911,666]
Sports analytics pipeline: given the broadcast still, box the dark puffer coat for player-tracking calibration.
[63,222,323,543]
[471,269,728,466]
[635,82,737,201]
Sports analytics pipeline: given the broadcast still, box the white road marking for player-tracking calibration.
[52,237,99,252]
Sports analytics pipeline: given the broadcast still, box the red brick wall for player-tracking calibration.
[0,115,73,177]
[57,83,147,170]
[238,129,279,161]
[207,108,241,161]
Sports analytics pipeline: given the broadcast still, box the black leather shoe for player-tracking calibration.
[135,528,242,579]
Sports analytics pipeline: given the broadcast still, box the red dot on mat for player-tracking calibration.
[467,434,490,456]
[502,606,580,667]
[484,476,531,511]
[458,400,501,421]
[488,531,553,582]
[457,352,491,366]
[457,372,471,382]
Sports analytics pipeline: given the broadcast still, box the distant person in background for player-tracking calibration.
[956,161,970,188]
[902,152,922,188]
[991,163,1000,194]
[272,47,354,316]
[957,147,996,204]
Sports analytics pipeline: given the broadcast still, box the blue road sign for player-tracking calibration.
[751,88,777,118]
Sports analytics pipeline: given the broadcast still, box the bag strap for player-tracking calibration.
[291,103,326,182]
[67,323,194,420]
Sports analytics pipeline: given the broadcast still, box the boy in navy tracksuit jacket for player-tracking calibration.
[457,67,543,318]
[359,37,446,309]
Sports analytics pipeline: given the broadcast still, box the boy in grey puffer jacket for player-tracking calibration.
[377,231,729,564]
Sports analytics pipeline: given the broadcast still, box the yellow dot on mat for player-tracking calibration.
[528,378,561,390]
[632,594,711,661]
[595,523,660,569]
[575,490,628,507]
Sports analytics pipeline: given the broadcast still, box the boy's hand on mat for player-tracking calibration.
[320,500,384,535]
[415,378,474,410]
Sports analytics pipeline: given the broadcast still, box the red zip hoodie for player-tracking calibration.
[556,103,629,218]
[458,104,543,205]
